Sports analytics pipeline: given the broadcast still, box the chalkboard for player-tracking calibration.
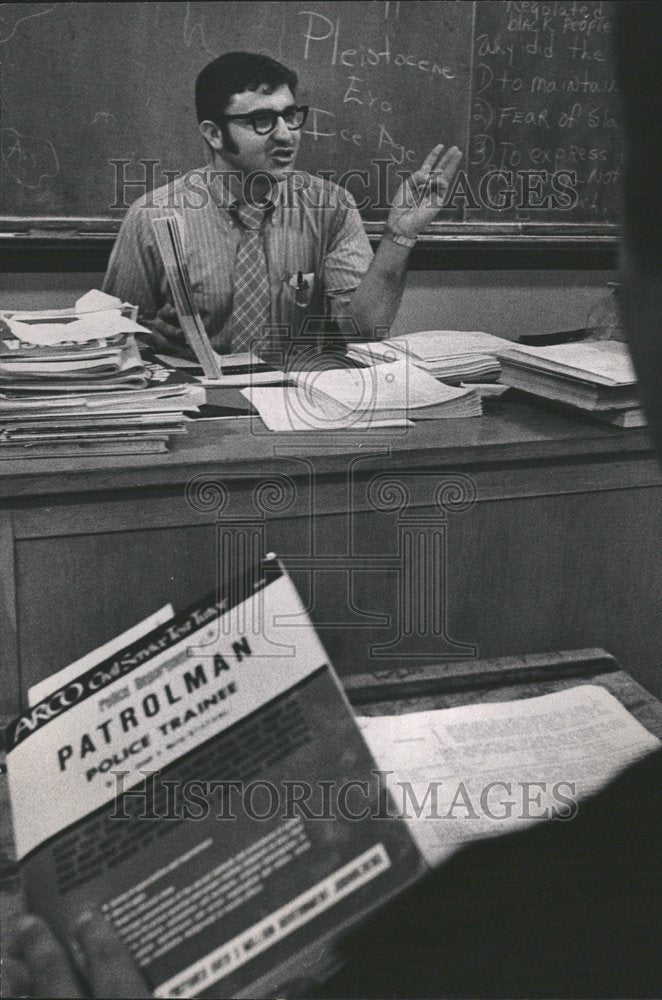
[0,1,622,239]
[468,0,621,224]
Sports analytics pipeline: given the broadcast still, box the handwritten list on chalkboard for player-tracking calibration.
[468,0,621,223]
[0,1,622,236]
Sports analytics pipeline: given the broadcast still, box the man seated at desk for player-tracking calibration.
[102,51,461,359]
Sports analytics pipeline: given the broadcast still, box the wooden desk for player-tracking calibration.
[2,397,662,715]
[345,647,662,736]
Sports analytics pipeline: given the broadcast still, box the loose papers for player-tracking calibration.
[348,330,512,383]
[499,340,637,386]
[498,340,641,415]
[359,685,660,868]
[0,293,205,457]
[243,360,480,431]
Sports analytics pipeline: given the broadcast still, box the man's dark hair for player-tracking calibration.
[195,51,298,125]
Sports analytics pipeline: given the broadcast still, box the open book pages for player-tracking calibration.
[358,685,660,868]
[289,360,481,420]
[498,340,637,386]
[498,358,641,411]
[348,329,512,361]
[241,385,413,432]
[347,330,511,381]
[241,360,481,431]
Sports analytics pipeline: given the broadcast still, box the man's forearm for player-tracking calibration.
[347,235,413,339]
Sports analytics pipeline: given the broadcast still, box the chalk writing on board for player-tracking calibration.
[302,108,418,167]
[92,112,117,127]
[343,77,393,115]
[0,2,56,45]
[0,1,621,230]
[183,1,219,59]
[0,128,59,190]
[298,11,457,79]
[468,0,621,221]
[383,1,401,19]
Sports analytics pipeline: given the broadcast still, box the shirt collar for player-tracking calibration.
[202,168,278,220]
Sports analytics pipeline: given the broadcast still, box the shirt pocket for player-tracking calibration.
[287,271,316,308]
[277,272,322,338]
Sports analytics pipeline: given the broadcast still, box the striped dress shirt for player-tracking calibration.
[103,168,374,356]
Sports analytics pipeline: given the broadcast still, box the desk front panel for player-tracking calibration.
[3,451,661,714]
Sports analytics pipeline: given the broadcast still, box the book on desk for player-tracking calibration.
[498,340,646,426]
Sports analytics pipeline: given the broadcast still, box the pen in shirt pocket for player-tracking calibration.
[289,270,314,306]
[296,270,308,305]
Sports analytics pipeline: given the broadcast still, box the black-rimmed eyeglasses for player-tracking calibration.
[220,105,309,136]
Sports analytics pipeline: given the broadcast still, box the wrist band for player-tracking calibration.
[383,225,417,249]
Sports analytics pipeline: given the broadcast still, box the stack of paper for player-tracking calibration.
[0,294,148,391]
[348,330,512,383]
[498,341,642,422]
[0,292,206,458]
[243,359,481,431]
[293,360,482,420]
[359,685,660,868]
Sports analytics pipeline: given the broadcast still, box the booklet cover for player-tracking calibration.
[6,557,423,998]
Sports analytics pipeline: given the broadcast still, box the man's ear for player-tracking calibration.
[199,120,224,152]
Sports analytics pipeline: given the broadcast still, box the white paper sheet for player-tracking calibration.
[387,329,512,359]
[291,360,478,417]
[242,385,412,431]
[500,341,637,385]
[74,290,124,314]
[358,685,660,867]
[349,330,512,364]
[5,312,150,346]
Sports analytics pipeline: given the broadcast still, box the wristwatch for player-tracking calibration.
[383,225,417,249]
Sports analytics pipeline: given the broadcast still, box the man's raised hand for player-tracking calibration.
[387,144,462,238]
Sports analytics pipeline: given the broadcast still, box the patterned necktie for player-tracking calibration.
[229,202,271,354]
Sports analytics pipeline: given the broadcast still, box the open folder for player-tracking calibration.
[151,217,284,385]
[151,217,221,378]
